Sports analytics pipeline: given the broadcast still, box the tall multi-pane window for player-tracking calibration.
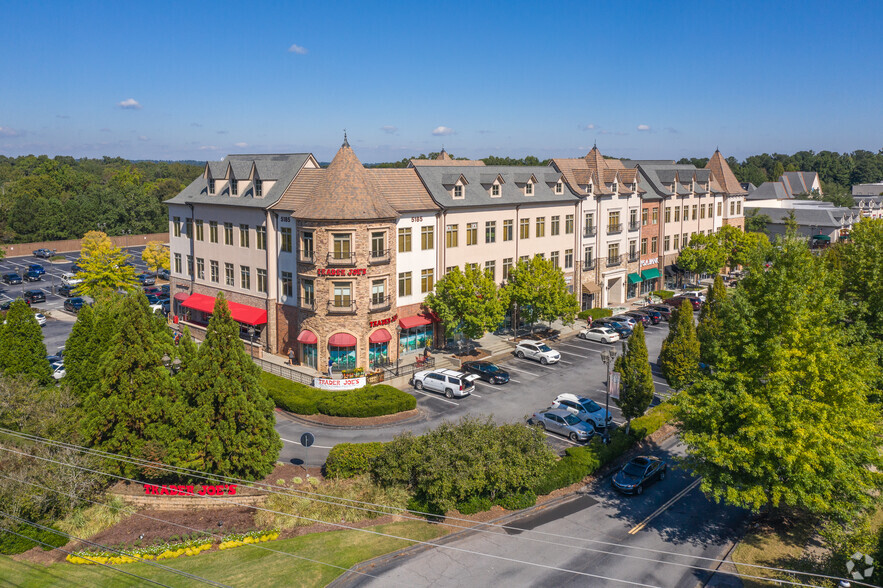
[196,258,205,280]
[485,260,495,280]
[225,263,234,286]
[700,204,706,219]
[371,232,385,258]
[257,269,267,293]
[551,216,560,236]
[692,205,698,221]
[652,208,658,224]
[665,208,671,223]
[565,214,574,234]
[371,280,386,305]
[525,182,533,195]
[398,227,412,253]
[536,217,546,238]
[256,226,267,250]
[550,251,560,268]
[230,179,237,195]
[421,226,434,250]
[674,207,681,222]
[502,258,513,280]
[173,217,181,237]
[683,233,688,246]
[485,221,496,244]
[239,224,249,247]
[629,209,638,227]
[651,236,658,253]
[210,260,219,282]
[333,283,352,308]
[186,255,193,276]
[736,201,742,215]
[717,202,723,216]
[466,222,478,246]
[629,240,638,258]
[730,201,735,216]
[584,246,593,267]
[492,184,500,197]
[564,249,573,269]
[185,218,193,237]
[673,234,680,249]
[421,269,434,293]
[240,266,251,289]
[585,212,594,232]
[641,238,648,255]
[608,211,620,231]
[453,185,463,198]
[302,231,314,259]
[280,227,292,253]
[607,242,620,262]
[332,233,351,260]
[174,253,181,273]
[446,224,458,248]
[503,219,514,241]
[224,222,233,245]
[664,236,671,251]
[398,272,412,297]
[195,220,204,241]
[302,279,315,306]
[209,221,218,243]
[254,180,263,197]
[519,218,530,239]
[281,271,293,297]
[642,209,649,226]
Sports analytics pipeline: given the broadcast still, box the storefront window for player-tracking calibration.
[329,345,356,371]
[627,282,638,299]
[369,342,389,368]
[302,343,317,369]
[400,324,432,354]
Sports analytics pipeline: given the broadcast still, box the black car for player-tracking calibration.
[1,299,30,311]
[23,290,46,304]
[461,361,510,384]
[57,284,78,298]
[157,269,170,280]
[632,308,662,324]
[160,284,170,294]
[594,318,633,338]
[64,297,86,313]
[70,263,83,273]
[645,304,673,321]
[3,273,22,285]
[612,456,667,495]
[138,273,156,286]
[146,294,161,305]
[24,270,43,282]
[624,311,653,326]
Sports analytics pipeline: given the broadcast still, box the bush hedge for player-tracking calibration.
[0,524,68,555]
[260,373,415,418]
[578,308,613,321]
[652,290,675,300]
[325,442,386,479]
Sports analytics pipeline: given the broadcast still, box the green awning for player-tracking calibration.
[811,234,831,241]
[627,272,643,285]
[641,268,661,280]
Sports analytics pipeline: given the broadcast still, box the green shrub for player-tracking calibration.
[652,290,675,300]
[456,495,493,515]
[260,372,327,414]
[496,490,537,511]
[578,308,613,321]
[317,385,415,418]
[325,442,385,478]
[0,524,68,555]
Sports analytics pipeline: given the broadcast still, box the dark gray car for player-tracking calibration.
[529,409,594,442]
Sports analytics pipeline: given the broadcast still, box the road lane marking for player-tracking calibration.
[653,379,669,386]
[279,438,333,449]
[412,389,459,405]
[628,477,702,535]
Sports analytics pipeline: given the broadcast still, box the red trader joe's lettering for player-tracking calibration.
[369,314,398,328]
[143,484,237,496]
[317,268,367,277]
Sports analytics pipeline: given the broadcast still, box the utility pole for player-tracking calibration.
[600,348,618,444]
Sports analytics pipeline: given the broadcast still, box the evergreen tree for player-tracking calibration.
[176,326,198,373]
[659,299,700,390]
[63,304,96,397]
[180,292,281,480]
[0,300,50,385]
[614,323,655,434]
[696,275,728,367]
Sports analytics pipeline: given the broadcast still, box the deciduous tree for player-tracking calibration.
[76,231,138,298]
[696,275,727,366]
[504,256,579,330]
[425,266,509,340]
[141,241,169,275]
[658,299,700,390]
[0,300,50,385]
[614,323,655,434]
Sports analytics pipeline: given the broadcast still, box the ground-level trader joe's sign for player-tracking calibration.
[142,484,238,496]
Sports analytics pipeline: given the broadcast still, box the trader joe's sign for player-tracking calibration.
[142,484,237,496]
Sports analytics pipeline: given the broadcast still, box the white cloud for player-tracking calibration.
[0,126,22,137]
[381,125,398,135]
[138,135,149,141]
[432,126,454,136]
[637,124,651,131]
[288,44,308,55]
[118,98,142,110]
[199,145,218,151]
[581,124,596,131]
[235,142,248,148]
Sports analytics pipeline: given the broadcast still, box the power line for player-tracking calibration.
[0,428,864,587]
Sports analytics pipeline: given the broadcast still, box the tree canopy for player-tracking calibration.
[76,230,138,298]
[677,225,769,274]
[141,241,169,274]
[504,256,580,328]
[614,322,655,434]
[0,300,50,385]
[425,266,509,340]
[658,299,700,390]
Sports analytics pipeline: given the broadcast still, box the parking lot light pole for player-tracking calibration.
[600,348,618,444]
[395,325,402,376]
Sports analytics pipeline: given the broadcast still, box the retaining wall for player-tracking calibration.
[2,233,169,257]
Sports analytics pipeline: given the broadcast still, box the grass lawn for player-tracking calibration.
[0,520,446,588]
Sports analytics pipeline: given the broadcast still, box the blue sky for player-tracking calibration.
[1,0,880,163]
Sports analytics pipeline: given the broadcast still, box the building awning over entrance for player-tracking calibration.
[173,292,190,302]
[627,272,643,285]
[812,234,831,241]
[641,268,661,281]
[296,330,318,344]
[181,293,268,325]
[399,314,432,329]
[328,332,357,346]
[369,328,392,343]
[582,282,601,295]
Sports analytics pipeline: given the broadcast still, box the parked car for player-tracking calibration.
[137,273,156,286]
[51,361,66,380]
[514,341,561,365]
[70,263,83,273]
[149,300,171,315]
[551,393,613,430]
[143,286,162,296]
[34,313,47,326]
[639,308,664,323]
[1,299,30,311]
[146,294,161,305]
[611,315,637,328]
[64,297,86,313]
[665,296,702,311]
[411,368,478,398]
[23,290,46,304]
[28,264,45,275]
[159,284,170,294]
[157,269,171,280]
[61,272,83,286]
[33,248,55,258]
[593,318,633,338]
[528,409,594,442]
[612,456,667,495]
[461,361,510,384]
[683,290,707,303]
[24,270,43,282]
[644,304,673,321]
[578,326,620,344]
[3,273,22,285]
[624,311,652,327]
[57,284,78,298]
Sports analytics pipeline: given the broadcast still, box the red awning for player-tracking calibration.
[296,330,318,344]
[173,292,190,302]
[181,293,268,326]
[369,328,391,343]
[399,314,432,329]
[328,332,357,346]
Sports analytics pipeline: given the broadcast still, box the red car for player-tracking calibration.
[664,296,701,311]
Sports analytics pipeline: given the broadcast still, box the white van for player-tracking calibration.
[61,272,83,286]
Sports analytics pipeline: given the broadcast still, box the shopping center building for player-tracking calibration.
[165,137,745,371]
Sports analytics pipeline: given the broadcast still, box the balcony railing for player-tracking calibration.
[327,300,356,314]
[369,248,391,265]
[369,295,391,312]
[584,226,597,238]
[628,221,641,231]
[628,252,640,262]
[298,250,315,265]
[607,223,623,234]
[606,255,623,267]
[300,299,317,312]
[583,260,595,271]
[327,251,355,266]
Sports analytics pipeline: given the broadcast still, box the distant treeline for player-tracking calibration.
[0,155,203,244]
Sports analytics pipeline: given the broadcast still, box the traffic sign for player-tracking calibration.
[300,432,315,448]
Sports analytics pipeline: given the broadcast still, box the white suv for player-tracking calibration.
[551,393,613,430]
[412,369,478,398]
[61,272,83,286]
[514,341,561,365]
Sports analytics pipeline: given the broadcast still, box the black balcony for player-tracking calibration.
[628,221,641,231]
[369,295,391,312]
[583,260,595,271]
[584,226,597,238]
[607,223,623,234]
[606,255,623,267]
[300,299,317,312]
[327,251,355,266]
[628,252,640,262]
[369,248,391,265]
[327,300,356,314]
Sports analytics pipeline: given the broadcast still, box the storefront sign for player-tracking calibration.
[369,314,398,328]
[640,258,659,267]
[317,268,367,277]
[312,377,367,390]
[142,484,237,496]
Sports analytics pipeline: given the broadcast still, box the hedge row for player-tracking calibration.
[0,524,68,555]
[325,442,386,478]
[652,290,675,300]
[577,308,613,321]
[260,373,415,418]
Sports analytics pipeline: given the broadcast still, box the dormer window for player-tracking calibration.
[525,182,533,196]
[612,182,618,193]
[454,185,463,198]
[230,180,238,195]
[492,184,500,197]
[556,182,563,194]
[208,179,215,194]
[255,180,263,197]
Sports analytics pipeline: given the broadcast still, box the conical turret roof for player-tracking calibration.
[706,150,746,195]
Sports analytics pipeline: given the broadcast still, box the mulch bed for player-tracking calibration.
[451,348,490,362]
[284,408,420,428]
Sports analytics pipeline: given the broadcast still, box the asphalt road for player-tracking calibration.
[276,319,676,466]
[341,434,747,588]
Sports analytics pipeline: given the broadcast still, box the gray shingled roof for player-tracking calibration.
[165,153,312,209]
[748,205,854,227]
[414,165,579,208]
[746,182,790,200]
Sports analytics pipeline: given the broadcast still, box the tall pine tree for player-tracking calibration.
[696,275,728,367]
[64,304,96,398]
[0,300,50,385]
[659,299,700,390]
[180,292,281,480]
[614,322,655,434]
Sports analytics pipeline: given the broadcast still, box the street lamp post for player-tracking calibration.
[395,325,402,376]
[600,348,618,444]
[248,326,255,360]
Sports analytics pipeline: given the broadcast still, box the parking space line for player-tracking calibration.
[556,349,586,358]
[508,379,521,384]
[412,390,459,406]
[514,358,557,369]
[541,431,584,446]
[469,391,482,398]
[653,379,669,387]
[628,478,702,535]
[558,360,573,366]
[499,364,540,377]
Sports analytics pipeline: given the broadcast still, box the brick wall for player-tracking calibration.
[112,492,267,510]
